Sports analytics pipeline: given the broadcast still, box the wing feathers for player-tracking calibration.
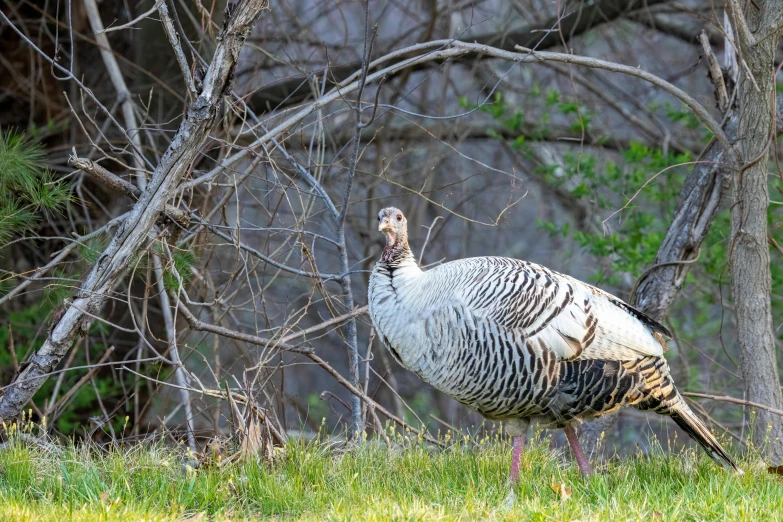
[455,258,668,362]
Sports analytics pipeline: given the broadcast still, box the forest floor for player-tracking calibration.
[0,426,781,521]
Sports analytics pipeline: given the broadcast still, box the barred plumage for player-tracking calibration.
[368,207,738,479]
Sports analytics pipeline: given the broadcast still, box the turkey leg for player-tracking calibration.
[510,434,526,484]
[564,424,593,478]
[505,418,530,485]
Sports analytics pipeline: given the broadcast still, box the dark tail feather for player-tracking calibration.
[669,403,742,473]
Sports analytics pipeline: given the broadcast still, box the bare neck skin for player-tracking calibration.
[381,228,415,266]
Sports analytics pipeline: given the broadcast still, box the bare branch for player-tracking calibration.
[514,45,736,160]
[99,0,166,34]
[191,39,737,193]
[303,351,442,446]
[154,254,196,451]
[46,346,115,417]
[158,1,198,99]
[176,300,311,354]
[0,0,270,422]
[280,306,369,345]
[68,154,190,226]
[83,0,146,175]
[121,366,287,446]
[700,31,730,113]
[0,217,125,308]
[684,392,783,418]
[725,0,756,50]
[249,0,670,109]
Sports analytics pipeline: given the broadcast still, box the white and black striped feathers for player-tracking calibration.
[368,207,737,471]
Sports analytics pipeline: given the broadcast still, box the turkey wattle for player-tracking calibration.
[368,206,738,482]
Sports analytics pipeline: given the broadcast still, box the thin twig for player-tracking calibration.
[187,39,737,194]
[684,392,783,418]
[176,300,311,354]
[47,346,115,417]
[121,366,287,446]
[280,306,369,344]
[0,217,124,308]
[419,216,443,263]
[83,0,146,177]
[304,351,442,446]
[157,1,198,98]
[153,254,196,452]
[100,0,166,34]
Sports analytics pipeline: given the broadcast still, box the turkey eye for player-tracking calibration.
[396,215,402,221]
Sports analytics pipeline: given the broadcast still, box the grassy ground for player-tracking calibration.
[0,426,781,521]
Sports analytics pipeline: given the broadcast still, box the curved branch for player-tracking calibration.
[248,0,669,108]
[191,40,737,191]
[513,45,735,161]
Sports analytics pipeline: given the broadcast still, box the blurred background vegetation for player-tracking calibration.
[0,0,781,464]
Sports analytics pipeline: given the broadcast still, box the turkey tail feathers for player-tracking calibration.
[669,403,742,474]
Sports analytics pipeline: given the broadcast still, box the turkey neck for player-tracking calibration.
[370,232,427,372]
[381,227,415,268]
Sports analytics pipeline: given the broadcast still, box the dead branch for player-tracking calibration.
[0,0,270,423]
[280,306,369,345]
[513,45,735,160]
[304,351,443,446]
[176,300,311,354]
[46,346,115,418]
[69,154,190,226]
[99,0,166,34]
[699,31,730,113]
[0,217,125,308]
[157,1,198,99]
[121,366,287,446]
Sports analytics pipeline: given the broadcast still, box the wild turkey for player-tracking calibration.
[368,207,739,483]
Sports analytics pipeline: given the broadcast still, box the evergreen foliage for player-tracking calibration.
[0,129,71,244]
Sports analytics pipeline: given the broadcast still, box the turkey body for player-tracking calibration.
[369,245,737,471]
[369,255,672,427]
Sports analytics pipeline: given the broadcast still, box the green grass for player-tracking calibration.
[0,427,781,521]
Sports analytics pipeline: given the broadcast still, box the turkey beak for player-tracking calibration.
[379,218,392,232]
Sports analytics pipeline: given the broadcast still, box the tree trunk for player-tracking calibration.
[727,1,783,464]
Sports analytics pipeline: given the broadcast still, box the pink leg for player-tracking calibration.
[510,434,526,485]
[563,425,593,478]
